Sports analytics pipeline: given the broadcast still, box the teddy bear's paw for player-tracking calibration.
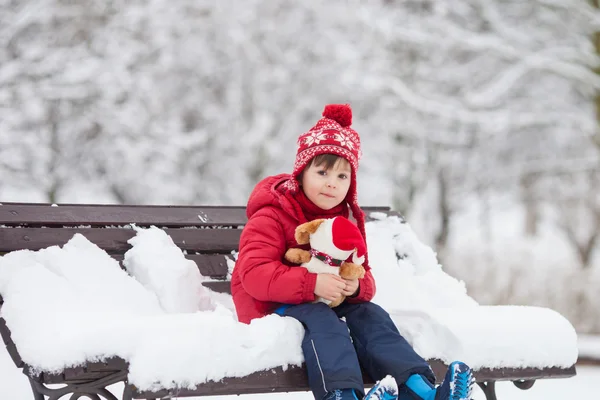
[329,296,345,308]
[284,248,311,264]
[340,262,366,279]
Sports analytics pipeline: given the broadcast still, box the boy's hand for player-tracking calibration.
[314,274,346,302]
[342,278,359,297]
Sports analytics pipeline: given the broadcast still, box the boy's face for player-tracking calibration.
[301,158,352,210]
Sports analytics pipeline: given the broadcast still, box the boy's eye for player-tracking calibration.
[317,170,327,176]
[338,174,348,179]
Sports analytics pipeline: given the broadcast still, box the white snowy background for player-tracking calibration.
[1,0,600,398]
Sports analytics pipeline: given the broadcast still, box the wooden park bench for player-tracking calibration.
[0,202,576,400]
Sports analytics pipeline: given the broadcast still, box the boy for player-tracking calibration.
[231,104,474,400]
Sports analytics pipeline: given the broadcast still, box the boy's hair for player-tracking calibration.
[296,154,348,182]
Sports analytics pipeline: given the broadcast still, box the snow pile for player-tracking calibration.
[124,225,215,313]
[366,214,578,369]
[0,216,579,390]
[0,228,304,390]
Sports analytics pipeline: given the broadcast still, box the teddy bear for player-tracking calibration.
[284,216,366,307]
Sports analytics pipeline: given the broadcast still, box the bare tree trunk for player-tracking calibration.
[435,168,451,259]
[520,173,539,236]
[560,220,597,269]
[47,100,62,204]
[392,142,420,215]
[592,0,600,151]
[558,173,599,269]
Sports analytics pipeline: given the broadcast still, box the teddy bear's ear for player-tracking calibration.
[294,219,326,244]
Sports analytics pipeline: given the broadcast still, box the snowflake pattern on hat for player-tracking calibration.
[292,105,362,181]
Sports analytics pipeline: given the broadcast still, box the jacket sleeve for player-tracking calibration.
[236,210,317,304]
[346,262,376,303]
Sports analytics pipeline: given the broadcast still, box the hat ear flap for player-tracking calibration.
[295,219,326,244]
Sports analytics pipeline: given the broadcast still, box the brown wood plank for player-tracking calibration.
[0,317,12,345]
[37,357,129,384]
[0,203,392,227]
[202,281,232,293]
[63,365,86,381]
[113,254,231,279]
[5,342,24,367]
[40,371,67,384]
[473,364,577,382]
[187,254,232,277]
[365,209,403,222]
[131,361,576,398]
[0,204,248,227]
[0,228,241,253]
[85,357,128,372]
[14,354,574,392]
[131,365,312,398]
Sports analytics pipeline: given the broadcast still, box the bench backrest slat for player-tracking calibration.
[112,254,230,279]
[0,203,394,298]
[0,203,248,227]
[0,228,242,253]
[0,203,394,227]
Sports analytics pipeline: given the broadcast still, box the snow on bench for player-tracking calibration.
[366,216,577,371]
[0,205,578,400]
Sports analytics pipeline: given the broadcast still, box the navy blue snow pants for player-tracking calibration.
[280,301,435,400]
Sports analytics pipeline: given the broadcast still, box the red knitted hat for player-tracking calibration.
[283,104,366,244]
[291,104,361,182]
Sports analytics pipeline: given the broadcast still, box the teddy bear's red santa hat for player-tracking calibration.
[330,217,366,265]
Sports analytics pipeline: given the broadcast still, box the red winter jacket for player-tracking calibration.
[231,174,376,324]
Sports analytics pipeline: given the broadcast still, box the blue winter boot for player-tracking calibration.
[364,375,399,400]
[323,388,361,400]
[434,361,474,400]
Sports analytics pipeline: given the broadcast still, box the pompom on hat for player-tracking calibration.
[284,104,367,245]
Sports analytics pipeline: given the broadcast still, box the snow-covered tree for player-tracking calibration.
[1,0,599,330]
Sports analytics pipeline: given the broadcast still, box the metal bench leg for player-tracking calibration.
[477,381,497,400]
[27,371,126,400]
[28,378,45,400]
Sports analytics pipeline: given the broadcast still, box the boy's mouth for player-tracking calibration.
[321,193,335,198]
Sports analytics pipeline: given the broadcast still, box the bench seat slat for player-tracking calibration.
[131,365,314,398]
[0,228,242,253]
[473,365,576,381]
[20,353,576,390]
[130,361,576,398]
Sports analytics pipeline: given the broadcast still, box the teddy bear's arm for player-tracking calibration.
[284,248,312,264]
